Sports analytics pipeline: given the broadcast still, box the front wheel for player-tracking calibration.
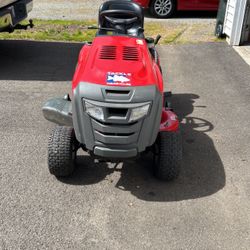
[48,126,78,177]
[150,0,176,18]
[153,130,182,181]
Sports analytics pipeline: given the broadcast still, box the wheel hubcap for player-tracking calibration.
[154,0,172,16]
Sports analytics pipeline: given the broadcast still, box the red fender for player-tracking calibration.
[160,109,179,132]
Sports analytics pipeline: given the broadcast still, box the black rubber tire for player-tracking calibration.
[149,0,176,18]
[154,130,182,181]
[48,126,77,177]
[215,23,224,38]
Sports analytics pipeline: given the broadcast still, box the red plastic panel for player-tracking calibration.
[160,109,179,132]
[72,36,163,92]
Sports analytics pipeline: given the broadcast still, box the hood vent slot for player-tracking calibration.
[105,89,130,95]
[100,46,116,60]
[123,46,139,61]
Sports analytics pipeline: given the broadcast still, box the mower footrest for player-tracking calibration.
[42,97,73,126]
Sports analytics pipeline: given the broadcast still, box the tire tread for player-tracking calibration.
[48,126,76,177]
[154,130,182,181]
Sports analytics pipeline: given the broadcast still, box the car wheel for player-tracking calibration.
[150,0,176,18]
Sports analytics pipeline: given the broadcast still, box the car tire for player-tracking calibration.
[153,130,182,181]
[150,0,176,18]
[48,126,77,177]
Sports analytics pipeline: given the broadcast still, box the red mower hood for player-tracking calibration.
[72,36,162,91]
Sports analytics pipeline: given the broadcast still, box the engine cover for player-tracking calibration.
[72,36,163,92]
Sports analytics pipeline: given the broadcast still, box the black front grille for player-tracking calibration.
[91,118,141,145]
[93,118,138,127]
[105,89,130,95]
[96,131,135,137]
[107,107,128,118]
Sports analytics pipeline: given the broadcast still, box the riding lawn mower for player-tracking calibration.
[43,0,182,181]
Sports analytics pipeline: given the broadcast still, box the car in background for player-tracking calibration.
[0,0,33,32]
[133,0,219,18]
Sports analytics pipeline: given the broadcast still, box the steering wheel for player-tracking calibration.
[105,16,138,26]
[100,10,139,33]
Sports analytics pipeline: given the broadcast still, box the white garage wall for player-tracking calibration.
[224,0,247,45]
[224,0,236,36]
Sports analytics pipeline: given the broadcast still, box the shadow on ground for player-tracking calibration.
[0,40,83,81]
[61,93,225,202]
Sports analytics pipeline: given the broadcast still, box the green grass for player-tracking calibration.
[0,19,225,44]
[0,19,96,42]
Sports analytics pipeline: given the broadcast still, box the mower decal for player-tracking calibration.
[106,72,132,86]
[136,39,144,45]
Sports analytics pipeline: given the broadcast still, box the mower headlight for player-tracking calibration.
[129,104,150,122]
[85,101,104,121]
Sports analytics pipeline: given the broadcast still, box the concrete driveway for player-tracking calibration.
[0,41,249,249]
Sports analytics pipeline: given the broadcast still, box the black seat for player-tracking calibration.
[98,0,144,37]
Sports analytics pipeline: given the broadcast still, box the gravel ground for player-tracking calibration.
[0,41,249,249]
[30,0,217,24]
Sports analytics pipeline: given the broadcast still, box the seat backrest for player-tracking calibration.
[98,0,144,36]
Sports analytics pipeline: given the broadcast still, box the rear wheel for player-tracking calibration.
[48,126,78,177]
[150,0,176,18]
[153,130,182,181]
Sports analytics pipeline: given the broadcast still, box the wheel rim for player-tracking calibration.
[154,0,172,16]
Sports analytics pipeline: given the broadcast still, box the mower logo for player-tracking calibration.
[107,72,131,86]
